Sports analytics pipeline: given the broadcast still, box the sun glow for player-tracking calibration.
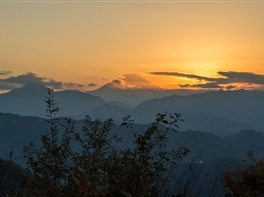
[1,3,264,91]
[187,62,221,76]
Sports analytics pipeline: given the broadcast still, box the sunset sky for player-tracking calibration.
[1,1,264,92]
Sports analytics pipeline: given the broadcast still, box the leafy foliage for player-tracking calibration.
[21,89,76,196]
[13,88,190,197]
[0,148,26,197]
[223,152,264,197]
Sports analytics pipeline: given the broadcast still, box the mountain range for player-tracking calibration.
[87,74,206,106]
[1,74,264,196]
[1,112,261,197]
[0,74,264,138]
[1,112,264,166]
[0,83,107,118]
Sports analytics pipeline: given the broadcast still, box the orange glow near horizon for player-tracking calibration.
[1,2,264,91]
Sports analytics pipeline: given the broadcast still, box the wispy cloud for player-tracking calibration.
[0,70,12,76]
[0,72,85,90]
[88,83,97,87]
[108,74,160,90]
[0,82,18,90]
[149,71,212,81]
[150,71,264,90]
[179,84,191,88]
[64,82,84,88]
[112,79,122,84]
[226,85,237,90]
[216,71,264,84]
[180,83,221,89]
[0,72,63,88]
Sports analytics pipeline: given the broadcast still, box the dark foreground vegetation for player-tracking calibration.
[1,89,264,197]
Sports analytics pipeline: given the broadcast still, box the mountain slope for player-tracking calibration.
[0,83,107,118]
[95,74,162,90]
[1,112,264,166]
[224,129,264,159]
[133,89,264,129]
[88,74,206,106]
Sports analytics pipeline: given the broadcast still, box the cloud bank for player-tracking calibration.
[0,72,85,90]
[150,72,213,81]
[0,70,12,76]
[88,83,97,87]
[150,71,264,90]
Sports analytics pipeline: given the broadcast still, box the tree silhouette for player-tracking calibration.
[16,88,190,197]
[223,155,264,197]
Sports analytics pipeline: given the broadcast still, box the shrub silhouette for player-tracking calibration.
[14,88,189,197]
[0,153,26,196]
[223,152,264,197]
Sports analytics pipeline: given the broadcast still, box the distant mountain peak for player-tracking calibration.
[3,83,51,98]
[105,74,161,90]
[21,82,46,89]
[7,82,47,93]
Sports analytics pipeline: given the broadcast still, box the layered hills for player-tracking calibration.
[1,74,264,196]
[1,76,264,137]
[1,112,264,166]
[88,74,206,106]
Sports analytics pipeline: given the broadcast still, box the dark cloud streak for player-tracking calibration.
[0,72,63,88]
[88,83,97,87]
[0,72,85,90]
[226,85,237,90]
[150,71,264,90]
[179,83,221,89]
[217,71,264,84]
[0,70,12,76]
[112,79,121,84]
[149,71,212,81]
